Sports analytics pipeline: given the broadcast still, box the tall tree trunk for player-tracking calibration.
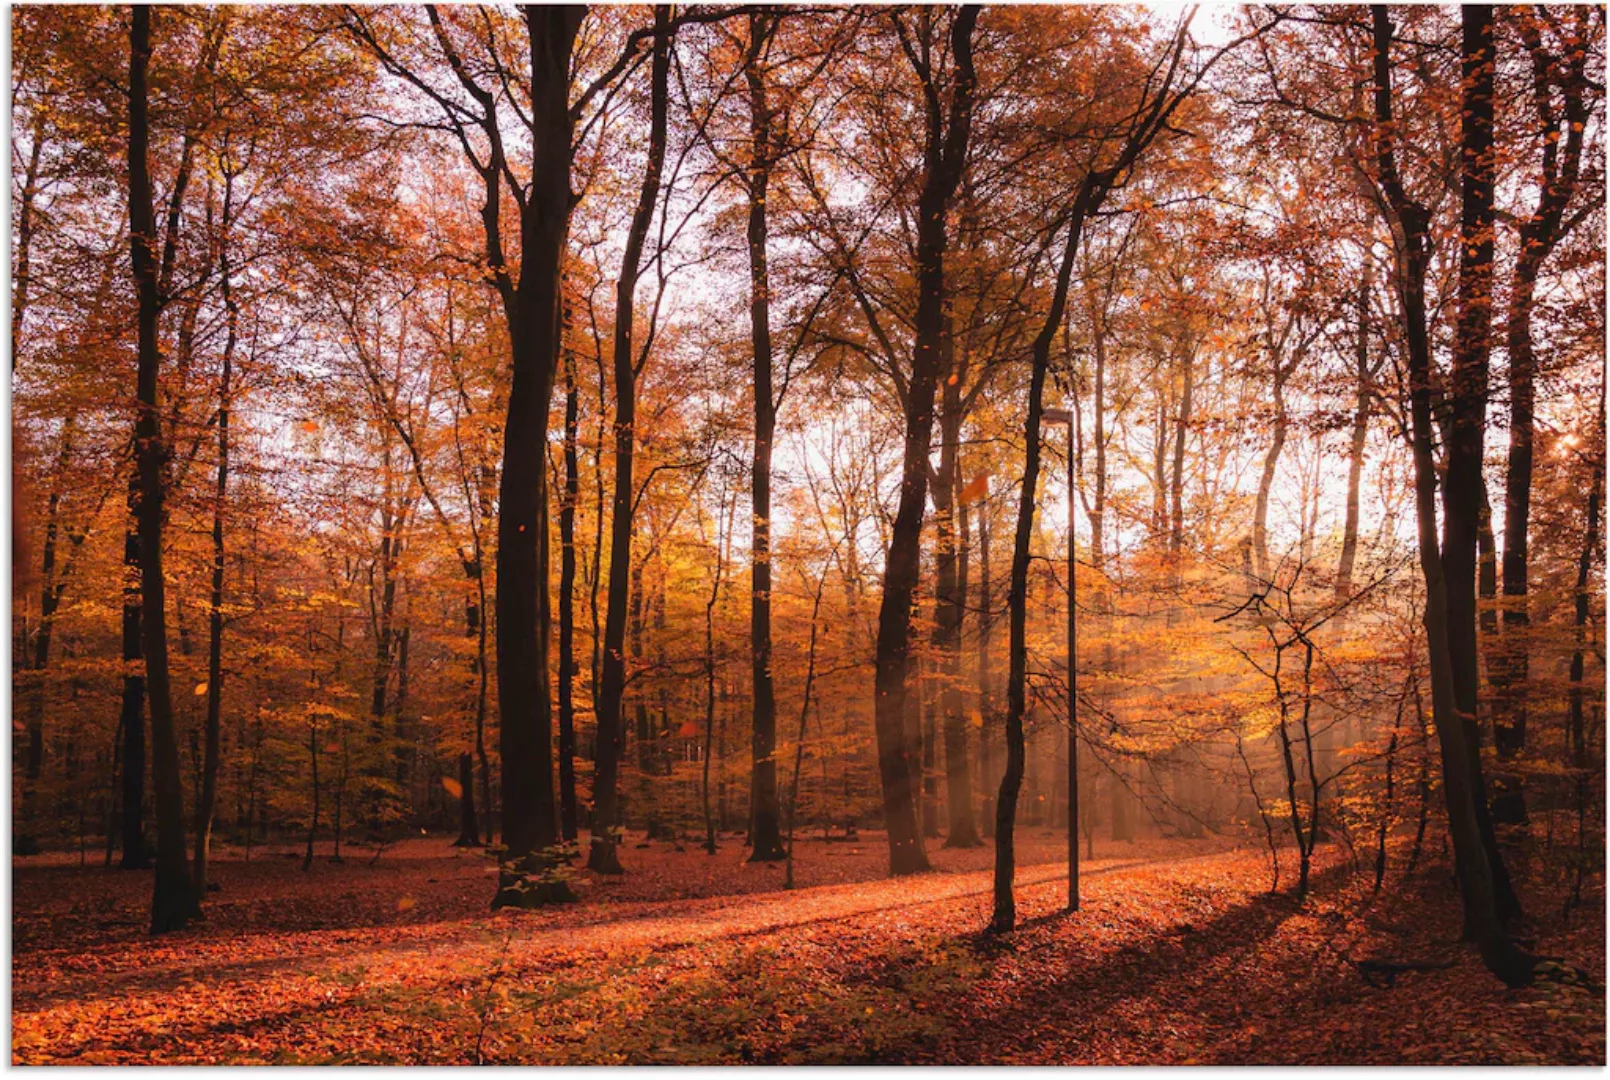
[976,495,996,837]
[874,6,978,877]
[589,5,670,875]
[934,347,981,847]
[558,348,581,844]
[1492,14,1590,826]
[1567,393,1603,909]
[193,202,237,897]
[489,6,586,907]
[996,181,1102,931]
[130,6,195,934]
[744,11,786,862]
[1369,5,1529,985]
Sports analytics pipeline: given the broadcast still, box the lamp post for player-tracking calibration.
[1041,406,1077,912]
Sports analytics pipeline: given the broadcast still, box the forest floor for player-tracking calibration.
[10,829,1605,1064]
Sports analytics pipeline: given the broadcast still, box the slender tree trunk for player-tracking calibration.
[976,496,996,838]
[874,6,977,877]
[1336,263,1372,600]
[744,11,786,862]
[996,183,1101,931]
[1567,405,1602,912]
[130,6,195,934]
[590,6,669,875]
[558,349,580,844]
[1252,362,1287,582]
[193,212,237,897]
[1493,15,1589,827]
[1168,344,1193,558]
[935,366,980,847]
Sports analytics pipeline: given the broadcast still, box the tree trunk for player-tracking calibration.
[874,6,977,878]
[1369,5,1529,985]
[119,470,148,870]
[589,5,669,875]
[934,362,981,847]
[1493,11,1590,827]
[1168,343,1193,558]
[490,6,586,907]
[996,182,1101,931]
[1252,357,1287,582]
[193,208,237,897]
[744,11,786,862]
[558,346,580,844]
[1335,263,1372,600]
[130,6,195,934]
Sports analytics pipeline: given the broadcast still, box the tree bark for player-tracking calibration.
[119,469,148,870]
[130,5,196,934]
[558,344,580,844]
[193,190,238,897]
[1336,262,1372,600]
[744,11,786,862]
[1369,5,1529,985]
[489,6,586,906]
[1492,12,1591,825]
[590,5,670,875]
[873,6,978,877]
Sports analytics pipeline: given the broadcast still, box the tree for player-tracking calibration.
[871,4,979,877]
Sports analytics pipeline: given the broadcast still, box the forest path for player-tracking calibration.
[11,842,1602,1064]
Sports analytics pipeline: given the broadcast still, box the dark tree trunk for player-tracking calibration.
[1369,5,1529,986]
[590,5,669,875]
[130,6,195,934]
[558,348,580,844]
[1492,15,1590,826]
[193,204,237,897]
[996,184,1100,931]
[976,496,995,838]
[874,6,978,878]
[489,6,586,907]
[745,11,786,863]
[934,362,980,848]
[119,471,148,870]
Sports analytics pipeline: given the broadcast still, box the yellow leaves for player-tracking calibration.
[194,682,209,697]
[441,776,463,800]
[396,896,415,912]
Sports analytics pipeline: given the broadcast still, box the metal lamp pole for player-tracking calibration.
[1042,406,1077,912]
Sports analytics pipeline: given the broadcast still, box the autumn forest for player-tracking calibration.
[9,2,1608,1066]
